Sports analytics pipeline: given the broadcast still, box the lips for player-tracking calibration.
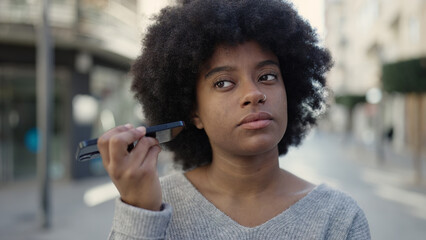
[238,112,273,129]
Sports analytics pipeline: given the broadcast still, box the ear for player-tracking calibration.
[192,111,204,129]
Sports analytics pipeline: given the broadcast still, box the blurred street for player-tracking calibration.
[0,175,114,240]
[1,130,425,240]
[280,130,426,240]
[1,0,425,239]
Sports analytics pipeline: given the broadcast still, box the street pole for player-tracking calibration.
[414,94,423,183]
[36,0,54,229]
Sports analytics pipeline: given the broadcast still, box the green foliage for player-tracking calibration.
[335,94,366,110]
[382,58,426,93]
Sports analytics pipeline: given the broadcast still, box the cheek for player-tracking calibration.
[197,99,235,138]
[277,86,288,132]
[281,84,288,113]
[200,103,230,129]
[197,86,231,119]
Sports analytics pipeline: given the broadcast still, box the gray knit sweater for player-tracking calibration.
[109,172,370,239]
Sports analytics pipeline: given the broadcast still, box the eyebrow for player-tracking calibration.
[256,60,280,69]
[204,60,280,79]
[204,66,234,79]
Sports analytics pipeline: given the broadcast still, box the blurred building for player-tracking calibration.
[325,0,426,169]
[0,0,173,183]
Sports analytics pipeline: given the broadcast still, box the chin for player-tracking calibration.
[239,138,280,156]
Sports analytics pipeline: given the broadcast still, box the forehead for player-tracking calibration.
[203,41,278,69]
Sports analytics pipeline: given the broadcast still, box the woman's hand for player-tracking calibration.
[98,124,162,211]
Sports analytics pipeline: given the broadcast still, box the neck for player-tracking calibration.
[203,147,282,197]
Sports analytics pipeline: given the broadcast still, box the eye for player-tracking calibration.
[259,73,277,82]
[214,80,234,89]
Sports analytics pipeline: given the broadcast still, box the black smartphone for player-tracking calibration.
[75,121,185,162]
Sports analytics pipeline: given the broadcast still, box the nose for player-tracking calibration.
[240,81,266,107]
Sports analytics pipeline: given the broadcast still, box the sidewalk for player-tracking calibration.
[0,176,115,240]
[337,131,426,188]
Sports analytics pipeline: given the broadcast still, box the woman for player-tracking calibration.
[98,0,371,239]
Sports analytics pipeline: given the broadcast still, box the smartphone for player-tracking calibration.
[75,121,185,162]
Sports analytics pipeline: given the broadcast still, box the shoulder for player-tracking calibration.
[313,184,361,209]
[160,171,185,189]
[301,184,370,238]
[160,171,183,183]
[305,184,365,220]
[159,171,193,202]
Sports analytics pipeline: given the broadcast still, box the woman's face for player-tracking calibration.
[193,41,287,158]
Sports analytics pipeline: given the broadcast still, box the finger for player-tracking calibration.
[98,124,134,166]
[141,145,162,172]
[129,135,159,169]
[99,123,134,144]
[108,127,147,167]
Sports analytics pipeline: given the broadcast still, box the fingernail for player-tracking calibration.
[154,145,162,152]
[124,123,132,128]
[136,126,146,134]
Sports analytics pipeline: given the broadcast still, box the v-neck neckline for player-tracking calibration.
[173,172,325,230]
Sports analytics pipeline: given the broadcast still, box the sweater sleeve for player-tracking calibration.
[108,198,172,240]
[346,209,371,240]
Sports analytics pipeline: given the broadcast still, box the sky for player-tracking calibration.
[139,0,326,38]
[290,0,325,39]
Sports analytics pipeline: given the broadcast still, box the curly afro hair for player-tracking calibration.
[131,0,333,170]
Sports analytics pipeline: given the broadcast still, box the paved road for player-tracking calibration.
[1,130,425,239]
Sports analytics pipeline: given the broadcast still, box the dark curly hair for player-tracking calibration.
[131,0,332,170]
